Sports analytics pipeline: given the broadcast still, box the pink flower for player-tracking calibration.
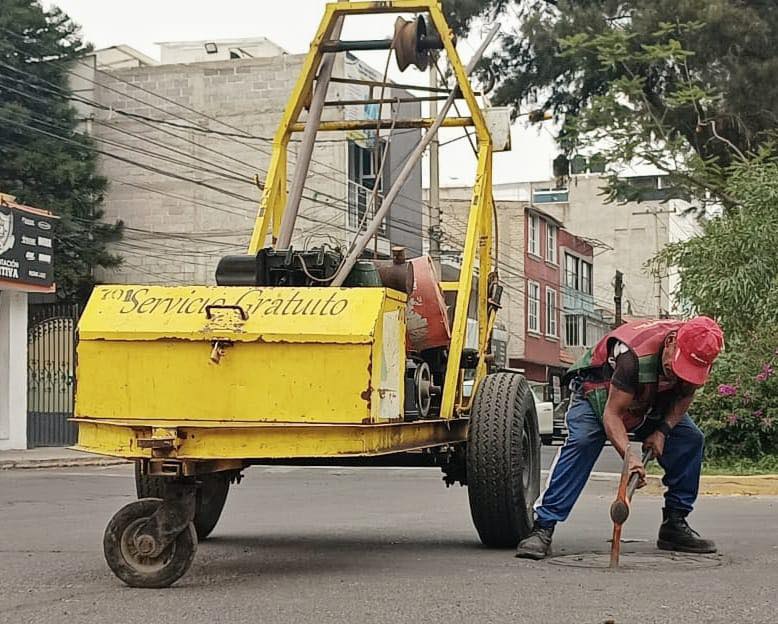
[718,384,738,396]
[761,364,774,378]
[753,409,764,419]
[727,413,738,426]
[756,373,768,382]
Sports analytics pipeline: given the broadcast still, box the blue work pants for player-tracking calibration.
[533,394,705,528]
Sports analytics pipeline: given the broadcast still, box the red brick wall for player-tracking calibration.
[524,210,561,369]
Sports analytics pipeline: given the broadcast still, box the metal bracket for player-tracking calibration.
[135,479,197,558]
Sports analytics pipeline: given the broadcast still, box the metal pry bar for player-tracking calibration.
[609,447,653,568]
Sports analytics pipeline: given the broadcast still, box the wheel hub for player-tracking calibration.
[120,518,173,574]
[135,534,157,556]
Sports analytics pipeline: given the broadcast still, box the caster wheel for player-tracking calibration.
[103,498,197,588]
[135,464,230,540]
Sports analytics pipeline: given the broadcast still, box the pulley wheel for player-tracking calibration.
[394,16,429,72]
[414,361,433,418]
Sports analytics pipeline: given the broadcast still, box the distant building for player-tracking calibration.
[558,227,609,361]
[70,39,424,285]
[437,193,608,384]
[450,172,700,318]
[157,38,287,64]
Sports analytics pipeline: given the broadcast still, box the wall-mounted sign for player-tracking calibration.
[0,194,58,293]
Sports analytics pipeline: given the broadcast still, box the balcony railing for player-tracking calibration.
[347,180,386,234]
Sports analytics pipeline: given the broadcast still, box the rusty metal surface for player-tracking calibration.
[290,117,474,132]
[610,448,653,568]
[406,256,450,352]
[374,248,414,294]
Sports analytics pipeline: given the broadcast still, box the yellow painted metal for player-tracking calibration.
[80,285,389,343]
[74,419,469,460]
[76,286,407,427]
[440,144,492,417]
[290,117,475,132]
[77,0,500,461]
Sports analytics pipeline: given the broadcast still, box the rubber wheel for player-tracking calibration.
[135,464,230,540]
[103,498,197,588]
[466,372,541,548]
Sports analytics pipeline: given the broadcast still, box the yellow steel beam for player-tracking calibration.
[290,117,475,132]
[246,0,496,422]
[440,144,491,418]
[439,281,460,292]
[74,418,469,460]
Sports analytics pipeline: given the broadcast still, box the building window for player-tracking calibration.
[527,281,540,333]
[546,224,557,264]
[546,287,558,337]
[347,140,385,232]
[533,187,569,203]
[564,253,592,295]
[566,314,608,347]
[528,214,540,256]
[565,253,579,289]
[565,314,580,347]
[581,260,592,295]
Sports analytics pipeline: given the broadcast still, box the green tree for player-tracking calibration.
[652,156,778,338]
[443,0,778,203]
[0,0,122,302]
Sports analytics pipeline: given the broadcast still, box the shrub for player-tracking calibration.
[691,329,778,460]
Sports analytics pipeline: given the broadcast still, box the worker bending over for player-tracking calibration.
[516,317,724,560]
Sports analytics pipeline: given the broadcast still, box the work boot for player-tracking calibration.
[515,523,554,560]
[657,508,717,554]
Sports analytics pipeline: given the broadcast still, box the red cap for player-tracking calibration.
[672,316,724,385]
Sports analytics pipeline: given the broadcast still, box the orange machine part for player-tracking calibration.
[406,256,451,352]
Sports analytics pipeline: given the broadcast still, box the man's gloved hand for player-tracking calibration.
[628,453,647,489]
[642,430,666,459]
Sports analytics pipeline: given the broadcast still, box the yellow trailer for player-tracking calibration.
[75,0,541,587]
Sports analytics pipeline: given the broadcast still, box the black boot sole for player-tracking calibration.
[657,539,717,554]
[515,548,550,560]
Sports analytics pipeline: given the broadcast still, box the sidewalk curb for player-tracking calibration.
[588,471,778,496]
[0,457,129,470]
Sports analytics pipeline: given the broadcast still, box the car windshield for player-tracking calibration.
[529,383,546,403]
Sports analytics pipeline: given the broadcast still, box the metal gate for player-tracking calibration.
[27,303,80,447]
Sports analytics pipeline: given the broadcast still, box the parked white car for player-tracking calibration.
[529,382,554,445]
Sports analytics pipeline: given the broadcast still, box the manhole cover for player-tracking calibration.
[547,552,724,570]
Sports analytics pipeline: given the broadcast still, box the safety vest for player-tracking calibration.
[566,319,684,429]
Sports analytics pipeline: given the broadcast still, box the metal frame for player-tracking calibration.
[247,0,495,420]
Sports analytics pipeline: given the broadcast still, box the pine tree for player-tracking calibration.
[0,0,122,302]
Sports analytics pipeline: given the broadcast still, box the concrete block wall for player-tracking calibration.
[87,52,422,286]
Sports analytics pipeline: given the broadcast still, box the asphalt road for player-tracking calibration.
[1,463,776,624]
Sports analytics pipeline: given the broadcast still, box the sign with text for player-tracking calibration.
[79,285,407,344]
[0,196,58,292]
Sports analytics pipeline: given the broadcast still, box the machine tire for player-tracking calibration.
[103,498,197,588]
[466,372,541,548]
[135,464,230,540]
[193,473,230,540]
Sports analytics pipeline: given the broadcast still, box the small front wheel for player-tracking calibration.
[103,498,197,588]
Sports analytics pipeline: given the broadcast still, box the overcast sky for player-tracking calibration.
[47,0,558,186]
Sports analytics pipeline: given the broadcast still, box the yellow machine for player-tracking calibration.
[76,1,540,588]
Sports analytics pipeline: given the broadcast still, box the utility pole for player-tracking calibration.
[613,270,624,328]
[428,61,441,274]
